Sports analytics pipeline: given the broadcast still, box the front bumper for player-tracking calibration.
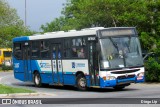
[100,76,145,88]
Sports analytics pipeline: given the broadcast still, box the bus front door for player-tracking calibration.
[89,42,99,86]
[51,44,63,84]
[23,43,31,81]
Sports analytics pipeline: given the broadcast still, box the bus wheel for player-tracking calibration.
[34,72,42,87]
[113,86,125,90]
[76,74,87,91]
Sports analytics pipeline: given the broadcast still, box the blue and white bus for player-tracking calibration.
[13,27,145,91]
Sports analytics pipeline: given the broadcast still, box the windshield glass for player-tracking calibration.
[99,37,143,69]
[3,51,12,57]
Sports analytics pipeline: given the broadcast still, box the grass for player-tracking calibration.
[0,67,12,72]
[0,67,2,72]
[0,84,35,94]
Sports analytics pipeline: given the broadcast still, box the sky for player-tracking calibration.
[6,0,67,32]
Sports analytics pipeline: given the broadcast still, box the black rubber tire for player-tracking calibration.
[34,72,42,87]
[76,74,87,91]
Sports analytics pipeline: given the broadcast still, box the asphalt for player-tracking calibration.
[0,71,160,98]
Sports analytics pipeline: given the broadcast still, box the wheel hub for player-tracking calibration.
[79,78,86,87]
[35,75,40,85]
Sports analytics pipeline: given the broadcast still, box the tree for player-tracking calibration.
[41,17,66,32]
[0,0,33,47]
[40,16,77,32]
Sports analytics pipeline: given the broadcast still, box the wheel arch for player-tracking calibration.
[33,70,39,75]
[75,71,85,77]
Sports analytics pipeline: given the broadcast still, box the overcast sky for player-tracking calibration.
[6,0,66,32]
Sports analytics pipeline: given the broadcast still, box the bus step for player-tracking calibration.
[90,86,100,88]
[53,83,63,86]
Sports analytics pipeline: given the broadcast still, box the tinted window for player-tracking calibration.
[31,41,40,59]
[40,41,50,59]
[4,51,12,57]
[14,43,22,59]
[64,39,70,58]
[71,38,86,58]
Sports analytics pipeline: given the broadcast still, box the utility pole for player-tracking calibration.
[25,0,27,27]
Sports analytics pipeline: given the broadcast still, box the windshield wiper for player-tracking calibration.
[109,37,119,52]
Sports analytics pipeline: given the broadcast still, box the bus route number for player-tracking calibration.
[88,37,96,41]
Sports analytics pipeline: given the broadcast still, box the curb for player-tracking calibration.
[0,92,56,97]
[0,93,39,97]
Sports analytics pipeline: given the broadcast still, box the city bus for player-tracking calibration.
[0,48,12,66]
[12,27,145,91]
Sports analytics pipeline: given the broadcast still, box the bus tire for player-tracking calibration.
[34,72,42,87]
[76,74,87,91]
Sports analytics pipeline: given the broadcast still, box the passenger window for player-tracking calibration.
[64,39,70,58]
[77,48,85,58]
[72,47,78,57]
[72,38,83,46]
[40,41,50,59]
[71,38,86,58]
[14,43,22,59]
[31,41,40,59]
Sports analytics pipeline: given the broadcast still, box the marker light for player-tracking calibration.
[105,76,116,80]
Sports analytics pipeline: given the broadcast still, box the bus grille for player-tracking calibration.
[111,69,140,74]
[117,74,135,80]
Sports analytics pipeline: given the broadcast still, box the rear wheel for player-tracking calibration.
[76,74,87,91]
[34,72,42,87]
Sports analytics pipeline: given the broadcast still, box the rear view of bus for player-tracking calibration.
[96,28,144,89]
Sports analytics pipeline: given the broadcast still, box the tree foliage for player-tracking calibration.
[41,0,160,81]
[0,0,34,47]
[42,0,160,51]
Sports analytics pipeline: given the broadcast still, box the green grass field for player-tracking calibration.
[0,84,35,94]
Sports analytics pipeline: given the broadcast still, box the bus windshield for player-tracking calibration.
[3,51,12,57]
[99,36,143,69]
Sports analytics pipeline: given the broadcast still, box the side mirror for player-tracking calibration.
[143,52,154,61]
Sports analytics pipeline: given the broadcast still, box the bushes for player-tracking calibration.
[145,57,160,82]
[1,64,13,71]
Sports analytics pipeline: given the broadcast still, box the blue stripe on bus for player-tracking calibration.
[13,36,29,42]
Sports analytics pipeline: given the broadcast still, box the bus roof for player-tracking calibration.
[0,48,12,51]
[13,27,135,42]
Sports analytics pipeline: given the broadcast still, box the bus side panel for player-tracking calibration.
[31,60,53,84]
[63,72,76,85]
[40,73,53,84]
[13,58,25,81]
[62,60,90,86]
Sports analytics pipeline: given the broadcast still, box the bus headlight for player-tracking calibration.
[105,76,116,80]
[137,72,144,77]
[137,72,144,80]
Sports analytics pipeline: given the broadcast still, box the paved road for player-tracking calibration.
[0,71,160,107]
[0,71,160,98]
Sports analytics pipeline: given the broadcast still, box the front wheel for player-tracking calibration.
[34,72,42,87]
[76,74,87,91]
